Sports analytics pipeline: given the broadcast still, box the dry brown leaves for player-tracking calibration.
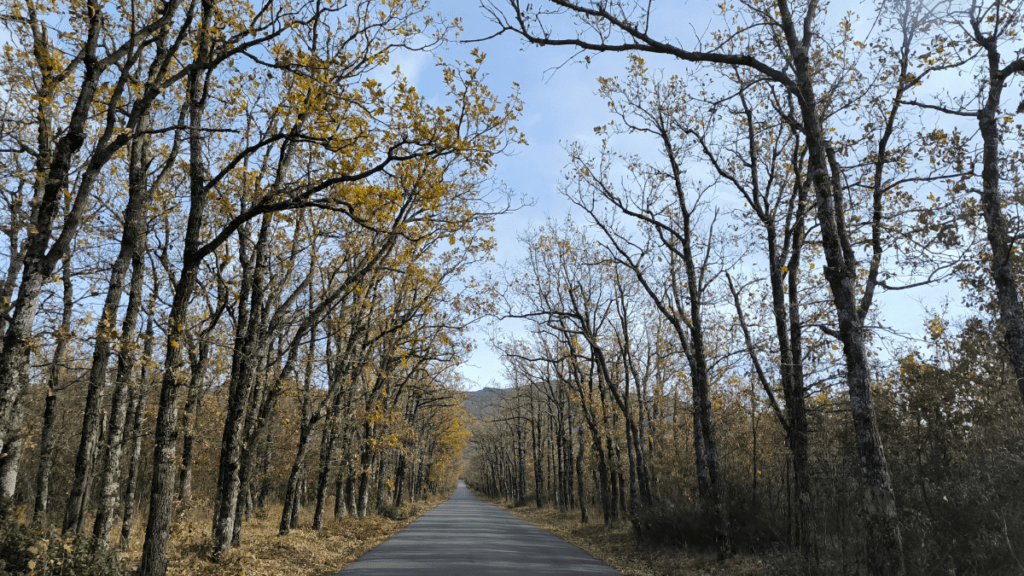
[478,495,769,576]
[118,497,447,576]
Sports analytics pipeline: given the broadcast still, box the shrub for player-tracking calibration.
[632,491,782,555]
[0,505,128,576]
[379,504,406,521]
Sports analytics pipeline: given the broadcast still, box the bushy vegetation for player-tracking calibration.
[470,314,1024,575]
[0,506,128,576]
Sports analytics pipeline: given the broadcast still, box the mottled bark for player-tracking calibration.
[333,461,349,519]
[138,6,213,570]
[784,26,902,575]
[344,466,358,516]
[0,192,27,348]
[214,213,275,557]
[120,299,154,550]
[971,22,1024,407]
[0,390,26,506]
[232,364,274,547]
[33,254,73,522]
[356,422,374,518]
[33,385,57,521]
[313,423,335,529]
[291,480,303,529]
[374,454,389,512]
[67,112,155,534]
[0,0,107,454]
[178,342,211,503]
[279,421,316,535]
[531,396,544,508]
[575,427,587,524]
[119,363,149,550]
[392,453,407,509]
[93,244,148,544]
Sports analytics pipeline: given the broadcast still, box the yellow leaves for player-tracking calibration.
[926,316,945,340]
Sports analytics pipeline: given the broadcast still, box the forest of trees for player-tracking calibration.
[2,0,1024,575]
[0,1,517,574]
[465,1,1024,575]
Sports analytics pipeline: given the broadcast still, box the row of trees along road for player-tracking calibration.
[467,1,1024,575]
[0,0,520,574]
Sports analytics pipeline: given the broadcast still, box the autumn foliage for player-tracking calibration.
[0,0,517,573]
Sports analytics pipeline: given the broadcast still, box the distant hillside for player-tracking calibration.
[462,386,510,421]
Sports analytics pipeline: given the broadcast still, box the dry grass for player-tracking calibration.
[118,495,448,576]
[475,494,769,576]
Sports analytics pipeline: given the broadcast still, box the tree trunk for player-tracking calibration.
[413,450,425,503]
[562,412,573,510]
[334,456,350,519]
[976,46,1024,408]
[279,422,316,535]
[0,193,27,348]
[66,116,155,532]
[313,417,338,530]
[575,427,587,524]
[119,371,149,550]
[531,400,544,508]
[138,10,214,571]
[33,385,58,522]
[345,466,358,517]
[120,300,154,551]
[233,366,276,547]
[178,342,211,503]
[93,243,148,544]
[210,284,257,551]
[596,441,612,528]
[555,418,566,513]
[374,454,389,512]
[257,432,273,512]
[33,254,72,523]
[393,453,407,509]
[290,478,302,529]
[0,391,26,506]
[356,423,374,518]
[0,7,107,455]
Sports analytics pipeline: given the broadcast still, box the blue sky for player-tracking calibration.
[390,1,972,390]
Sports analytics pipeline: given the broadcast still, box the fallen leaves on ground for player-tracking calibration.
[118,496,447,576]
[477,493,769,576]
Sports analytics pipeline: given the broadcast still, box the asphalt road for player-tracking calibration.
[335,480,623,575]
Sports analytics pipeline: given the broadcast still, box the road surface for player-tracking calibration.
[336,480,623,575]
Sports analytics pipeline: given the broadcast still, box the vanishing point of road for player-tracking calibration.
[336,480,623,575]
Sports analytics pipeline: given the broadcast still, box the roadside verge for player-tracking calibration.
[469,488,768,576]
